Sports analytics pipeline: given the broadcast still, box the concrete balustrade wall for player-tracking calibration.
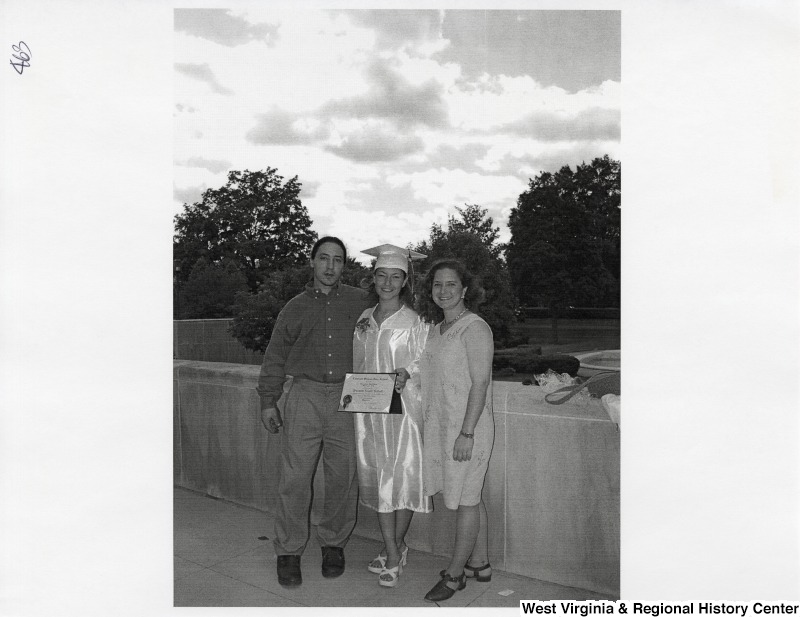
[174,360,619,597]
[174,319,264,365]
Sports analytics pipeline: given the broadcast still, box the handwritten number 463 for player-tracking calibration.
[10,41,31,74]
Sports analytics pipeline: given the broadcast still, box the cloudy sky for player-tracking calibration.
[174,8,620,262]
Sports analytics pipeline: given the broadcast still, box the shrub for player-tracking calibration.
[518,306,621,320]
[498,333,533,350]
[493,346,541,370]
[523,355,579,377]
[493,350,578,377]
[177,258,248,319]
[228,291,283,353]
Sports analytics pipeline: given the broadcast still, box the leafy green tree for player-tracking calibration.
[228,266,309,353]
[173,168,317,292]
[413,205,516,347]
[506,155,620,341]
[416,204,503,259]
[340,257,372,290]
[177,258,249,319]
[447,204,502,258]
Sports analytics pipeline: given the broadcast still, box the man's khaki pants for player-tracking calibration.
[273,378,359,556]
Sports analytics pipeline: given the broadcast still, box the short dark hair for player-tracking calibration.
[311,236,347,262]
[416,258,485,324]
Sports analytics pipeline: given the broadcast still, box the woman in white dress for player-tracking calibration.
[352,245,432,588]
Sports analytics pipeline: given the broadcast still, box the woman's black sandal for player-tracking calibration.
[465,562,492,582]
[424,571,466,602]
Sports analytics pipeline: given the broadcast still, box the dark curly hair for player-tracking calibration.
[416,258,485,324]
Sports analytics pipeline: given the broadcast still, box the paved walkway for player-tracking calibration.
[174,487,615,607]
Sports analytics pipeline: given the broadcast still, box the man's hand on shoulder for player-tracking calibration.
[261,407,283,433]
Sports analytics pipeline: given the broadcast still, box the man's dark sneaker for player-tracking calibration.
[321,546,345,578]
[277,555,302,587]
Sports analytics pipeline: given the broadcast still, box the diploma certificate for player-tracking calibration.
[337,373,402,414]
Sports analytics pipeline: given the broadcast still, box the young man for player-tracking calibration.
[257,236,371,588]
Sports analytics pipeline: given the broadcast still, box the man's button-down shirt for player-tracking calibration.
[256,282,371,409]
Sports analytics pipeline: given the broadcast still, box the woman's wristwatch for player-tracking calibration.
[459,430,474,439]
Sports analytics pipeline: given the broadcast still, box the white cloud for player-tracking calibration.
[447,74,620,133]
[325,124,424,162]
[321,58,449,129]
[177,157,231,174]
[336,9,446,55]
[174,9,621,252]
[321,203,449,265]
[392,49,460,87]
[501,107,620,141]
[173,183,206,208]
[174,63,233,96]
[247,108,330,145]
[174,9,279,47]
[387,168,526,211]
